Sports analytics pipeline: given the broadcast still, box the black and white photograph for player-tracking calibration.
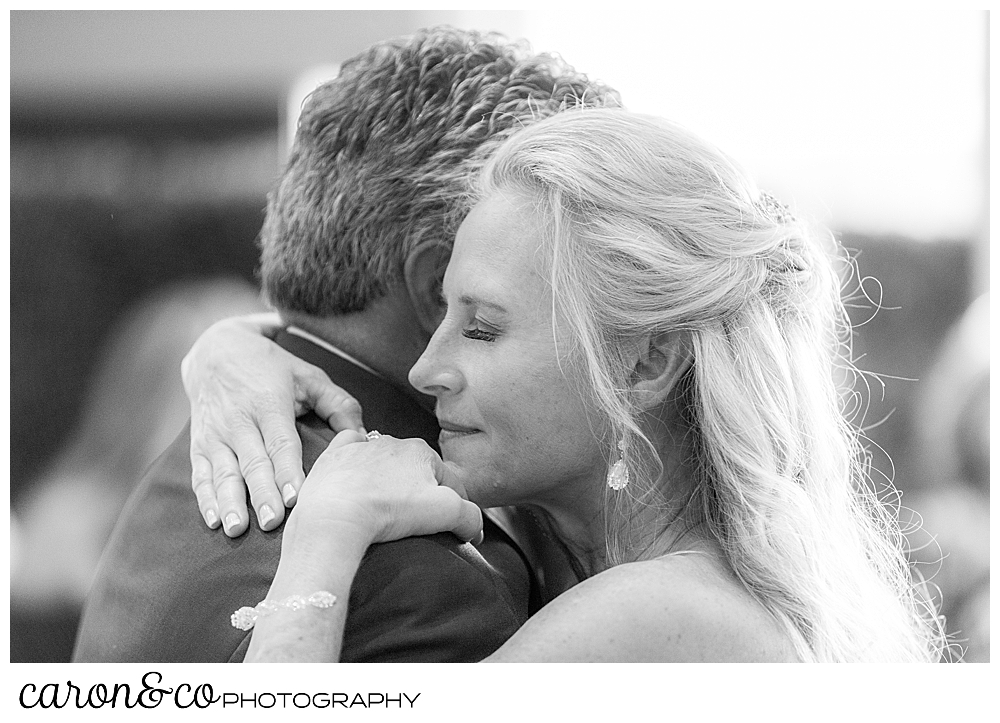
[8,6,990,709]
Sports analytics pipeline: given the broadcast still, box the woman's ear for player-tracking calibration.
[631,330,692,409]
[403,241,451,335]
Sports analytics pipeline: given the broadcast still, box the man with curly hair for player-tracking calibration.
[74,26,618,663]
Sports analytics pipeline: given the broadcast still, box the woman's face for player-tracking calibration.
[408,191,606,516]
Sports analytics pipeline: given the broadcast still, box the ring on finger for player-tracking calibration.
[365,430,382,441]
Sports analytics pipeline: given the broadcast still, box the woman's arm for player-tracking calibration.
[181,313,365,536]
[242,432,483,662]
[242,495,368,662]
[242,433,795,663]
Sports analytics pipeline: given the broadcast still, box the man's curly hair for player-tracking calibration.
[260,26,621,316]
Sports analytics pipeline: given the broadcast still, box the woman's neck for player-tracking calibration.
[525,471,610,573]
[539,406,704,571]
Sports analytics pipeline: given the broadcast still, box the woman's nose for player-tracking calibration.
[408,332,463,397]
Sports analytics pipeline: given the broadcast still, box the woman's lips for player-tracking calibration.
[438,420,480,442]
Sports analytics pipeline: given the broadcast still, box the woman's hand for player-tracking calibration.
[181,313,365,537]
[245,432,481,663]
[290,432,484,549]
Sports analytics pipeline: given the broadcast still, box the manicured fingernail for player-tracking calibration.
[259,504,275,528]
[223,513,241,533]
[281,484,297,506]
[205,509,219,528]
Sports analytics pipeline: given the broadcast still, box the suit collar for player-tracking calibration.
[285,326,382,378]
[273,327,440,448]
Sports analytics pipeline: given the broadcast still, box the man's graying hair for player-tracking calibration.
[260,26,620,316]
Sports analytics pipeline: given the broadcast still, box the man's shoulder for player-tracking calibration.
[74,424,280,662]
[354,530,526,610]
[342,531,530,662]
[76,423,534,663]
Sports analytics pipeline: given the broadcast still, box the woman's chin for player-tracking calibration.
[440,453,500,509]
[438,431,483,469]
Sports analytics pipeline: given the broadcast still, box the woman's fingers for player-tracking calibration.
[428,487,484,545]
[302,436,484,545]
[227,418,286,532]
[296,366,366,434]
[256,410,306,508]
[430,456,470,500]
[210,446,251,537]
[328,428,370,449]
[199,429,483,548]
[191,452,221,529]
[367,481,482,545]
[428,458,483,545]
[183,314,324,531]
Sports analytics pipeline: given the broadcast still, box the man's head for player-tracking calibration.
[259,26,620,321]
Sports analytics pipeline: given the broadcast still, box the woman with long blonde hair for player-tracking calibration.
[183,109,946,662]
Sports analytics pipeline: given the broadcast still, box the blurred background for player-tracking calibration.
[9,9,989,662]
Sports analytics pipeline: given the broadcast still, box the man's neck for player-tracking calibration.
[278,289,433,407]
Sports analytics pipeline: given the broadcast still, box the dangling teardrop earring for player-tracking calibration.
[606,437,630,491]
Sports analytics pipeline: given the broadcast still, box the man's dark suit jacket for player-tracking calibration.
[73,329,534,662]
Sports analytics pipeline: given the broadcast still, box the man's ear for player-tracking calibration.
[403,240,451,335]
[631,330,692,409]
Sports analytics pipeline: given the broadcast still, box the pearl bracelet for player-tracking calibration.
[230,591,337,631]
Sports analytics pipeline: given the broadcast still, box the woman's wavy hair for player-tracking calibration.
[471,109,949,662]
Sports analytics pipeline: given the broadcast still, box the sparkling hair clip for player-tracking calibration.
[757,191,796,225]
[230,591,337,630]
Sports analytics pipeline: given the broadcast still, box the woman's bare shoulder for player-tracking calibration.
[488,552,800,662]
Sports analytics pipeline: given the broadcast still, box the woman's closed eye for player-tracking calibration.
[462,322,499,342]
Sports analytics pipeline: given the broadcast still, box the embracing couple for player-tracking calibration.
[75,26,945,663]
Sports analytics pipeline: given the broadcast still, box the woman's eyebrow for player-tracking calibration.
[458,293,509,316]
